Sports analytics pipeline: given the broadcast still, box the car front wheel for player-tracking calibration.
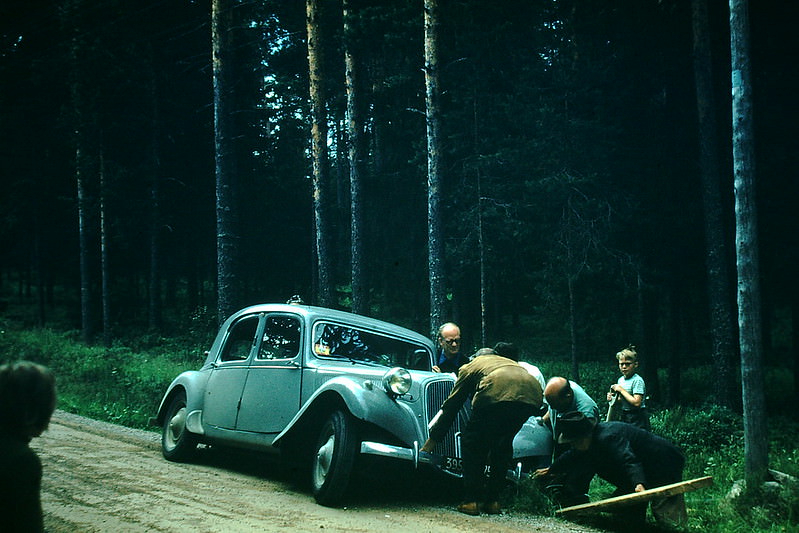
[311,410,358,506]
[161,390,198,462]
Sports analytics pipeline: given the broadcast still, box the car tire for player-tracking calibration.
[161,390,198,462]
[311,410,358,506]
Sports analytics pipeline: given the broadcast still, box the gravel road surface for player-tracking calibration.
[34,411,604,532]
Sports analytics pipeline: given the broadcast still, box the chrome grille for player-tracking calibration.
[424,379,471,459]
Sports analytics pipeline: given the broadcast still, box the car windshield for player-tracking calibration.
[312,322,431,371]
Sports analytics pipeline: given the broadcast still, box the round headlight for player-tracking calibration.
[382,367,412,396]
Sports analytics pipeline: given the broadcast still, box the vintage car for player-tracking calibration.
[152,303,552,506]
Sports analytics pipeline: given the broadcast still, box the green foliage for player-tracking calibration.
[651,405,744,475]
[0,322,195,429]
[508,477,557,516]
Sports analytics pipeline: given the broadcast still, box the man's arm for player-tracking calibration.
[609,384,643,408]
[425,367,478,444]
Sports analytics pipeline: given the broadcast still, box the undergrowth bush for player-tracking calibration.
[0,322,197,429]
[508,476,557,516]
[651,405,743,474]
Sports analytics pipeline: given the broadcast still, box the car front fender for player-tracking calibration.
[273,375,423,448]
[512,415,554,464]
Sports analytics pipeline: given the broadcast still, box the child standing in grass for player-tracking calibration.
[0,361,57,533]
[607,345,650,431]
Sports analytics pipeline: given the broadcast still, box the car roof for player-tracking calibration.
[227,303,433,346]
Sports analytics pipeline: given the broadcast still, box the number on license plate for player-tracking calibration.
[443,456,463,473]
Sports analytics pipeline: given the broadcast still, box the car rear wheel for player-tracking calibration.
[162,391,198,462]
[311,410,358,506]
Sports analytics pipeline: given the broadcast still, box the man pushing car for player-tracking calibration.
[421,343,545,516]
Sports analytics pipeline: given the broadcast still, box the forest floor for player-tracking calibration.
[35,411,605,533]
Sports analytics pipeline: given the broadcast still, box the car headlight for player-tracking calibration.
[382,367,412,397]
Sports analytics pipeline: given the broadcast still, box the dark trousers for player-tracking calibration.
[620,408,651,431]
[460,401,535,502]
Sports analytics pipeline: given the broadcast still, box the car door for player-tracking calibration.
[235,313,303,434]
[202,313,263,430]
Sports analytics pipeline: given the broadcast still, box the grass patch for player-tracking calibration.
[0,318,205,429]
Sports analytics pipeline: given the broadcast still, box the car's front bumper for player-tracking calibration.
[359,440,442,469]
[359,440,529,482]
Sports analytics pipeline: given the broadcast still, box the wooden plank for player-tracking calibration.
[556,476,713,516]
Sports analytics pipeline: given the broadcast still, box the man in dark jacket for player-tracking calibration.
[537,411,687,525]
[422,345,544,516]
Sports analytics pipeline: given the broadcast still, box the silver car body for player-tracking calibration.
[154,304,552,502]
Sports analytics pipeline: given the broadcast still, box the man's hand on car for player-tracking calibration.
[421,439,436,453]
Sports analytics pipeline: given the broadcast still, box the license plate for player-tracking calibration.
[443,456,463,474]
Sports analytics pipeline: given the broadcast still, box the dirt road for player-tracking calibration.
[34,411,601,532]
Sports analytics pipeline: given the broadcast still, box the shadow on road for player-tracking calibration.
[187,444,463,508]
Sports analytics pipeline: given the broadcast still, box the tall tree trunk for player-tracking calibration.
[667,288,682,406]
[472,90,487,345]
[344,0,365,315]
[148,56,162,332]
[64,0,93,343]
[567,274,579,382]
[148,136,162,331]
[639,276,661,402]
[307,0,332,307]
[99,147,111,348]
[792,292,799,407]
[76,149,92,343]
[729,0,768,491]
[424,0,445,335]
[213,0,240,324]
[692,0,738,409]
[31,153,46,326]
[33,213,45,327]
[477,169,487,346]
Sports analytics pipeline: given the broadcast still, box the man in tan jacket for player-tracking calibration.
[422,343,544,515]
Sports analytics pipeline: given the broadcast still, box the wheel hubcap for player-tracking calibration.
[313,433,335,487]
[166,406,187,449]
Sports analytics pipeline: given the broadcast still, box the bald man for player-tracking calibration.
[432,322,466,373]
[542,377,599,446]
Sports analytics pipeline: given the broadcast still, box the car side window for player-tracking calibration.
[219,315,260,362]
[257,315,301,360]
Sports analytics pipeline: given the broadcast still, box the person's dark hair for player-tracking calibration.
[0,361,57,438]
[493,342,519,361]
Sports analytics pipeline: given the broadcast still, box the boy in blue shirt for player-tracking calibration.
[607,345,650,431]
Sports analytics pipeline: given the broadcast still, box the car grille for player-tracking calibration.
[424,379,471,459]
